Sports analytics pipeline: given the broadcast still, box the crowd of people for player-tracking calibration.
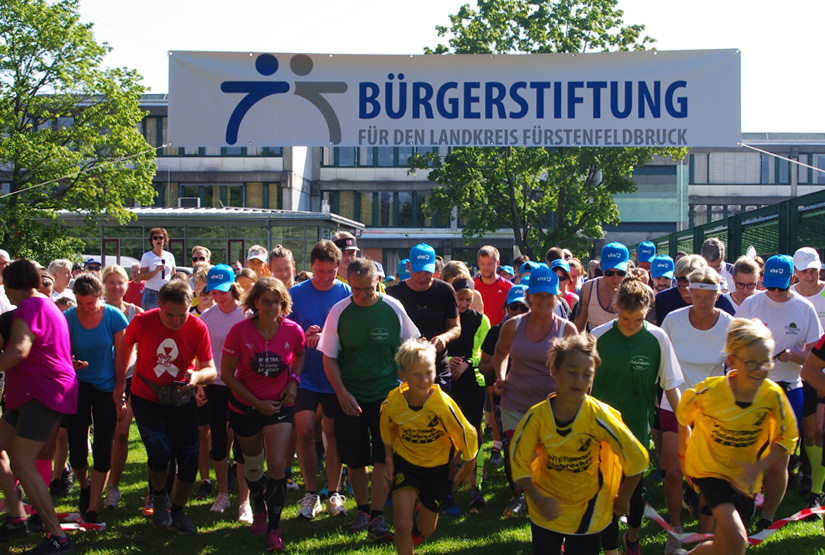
[0,228,822,555]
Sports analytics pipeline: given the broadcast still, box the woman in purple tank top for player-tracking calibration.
[491,267,577,435]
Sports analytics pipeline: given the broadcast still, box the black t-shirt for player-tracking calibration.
[447,307,484,361]
[387,279,458,381]
[0,310,14,346]
[654,286,735,326]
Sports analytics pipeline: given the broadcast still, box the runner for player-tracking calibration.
[100,265,143,511]
[574,242,630,332]
[678,318,799,555]
[700,237,734,293]
[221,277,305,551]
[114,277,216,535]
[590,275,684,555]
[725,256,760,314]
[268,245,295,290]
[441,260,484,312]
[738,254,823,530]
[655,255,735,325]
[200,264,251,521]
[332,231,359,283]
[245,245,271,278]
[511,333,649,555]
[474,245,512,326]
[661,266,735,550]
[319,258,419,542]
[651,255,675,294]
[137,227,176,310]
[46,259,75,303]
[288,240,351,520]
[381,338,478,555]
[0,259,77,554]
[636,241,656,272]
[64,273,129,524]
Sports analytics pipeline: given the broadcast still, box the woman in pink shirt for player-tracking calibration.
[0,259,77,553]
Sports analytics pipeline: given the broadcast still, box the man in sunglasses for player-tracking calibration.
[191,246,211,266]
[654,254,735,326]
[738,254,823,531]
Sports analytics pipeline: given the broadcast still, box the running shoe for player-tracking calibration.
[664,534,687,555]
[754,517,773,533]
[366,515,393,542]
[103,485,121,510]
[210,492,231,513]
[237,500,253,523]
[266,528,285,551]
[196,480,213,500]
[251,513,267,535]
[152,493,172,528]
[0,517,30,542]
[49,479,68,499]
[142,494,154,517]
[442,494,461,517]
[169,511,197,535]
[61,464,74,494]
[490,448,504,466]
[348,510,369,533]
[805,492,824,521]
[326,492,348,516]
[297,492,322,520]
[503,495,527,518]
[622,531,641,555]
[23,533,73,554]
[469,488,486,510]
[285,477,299,492]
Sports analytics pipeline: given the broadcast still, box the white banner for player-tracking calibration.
[168,49,740,148]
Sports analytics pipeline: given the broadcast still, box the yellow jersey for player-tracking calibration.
[510,394,649,535]
[676,375,798,496]
[380,383,478,468]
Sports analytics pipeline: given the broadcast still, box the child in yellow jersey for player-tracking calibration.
[510,333,649,555]
[380,338,478,555]
[677,318,798,555]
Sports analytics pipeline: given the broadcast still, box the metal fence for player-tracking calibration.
[631,189,825,261]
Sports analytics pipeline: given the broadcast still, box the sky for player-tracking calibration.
[77,0,824,133]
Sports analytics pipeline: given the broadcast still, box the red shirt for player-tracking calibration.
[124,280,145,306]
[474,275,513,326]
[124,309,213,403]
[223,317,305,412]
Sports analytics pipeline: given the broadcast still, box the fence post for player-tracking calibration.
[728,215,742,261]
[786,198,799,254]
[669,234,677,258]
[693,226,704,255]
[778,200,790,255]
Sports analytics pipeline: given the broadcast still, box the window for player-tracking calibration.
[776,157,790,185]
[336,147,357,167]
[815,154,825,185]
[760,154,771,184]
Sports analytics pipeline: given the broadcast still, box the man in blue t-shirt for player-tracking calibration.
[289,240,352,520]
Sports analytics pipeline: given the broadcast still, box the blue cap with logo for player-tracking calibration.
[637,241,657,263]
[527,266,560,295]
[506,285,528,305]
[549,259,570,275]
[763,254,794,289]
[498,265,515,277]
[520,261,539,275]
[409,243,436,273]
[206,264,234,293]
[397,259,411,281]
[651,256,675,279]
[601,242,629,272]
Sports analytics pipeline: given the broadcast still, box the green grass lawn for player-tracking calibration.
[6,425,824,554]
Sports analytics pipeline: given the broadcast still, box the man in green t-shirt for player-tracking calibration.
[319,258,419,542]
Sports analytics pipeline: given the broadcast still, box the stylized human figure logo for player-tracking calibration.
[221,54,348,145]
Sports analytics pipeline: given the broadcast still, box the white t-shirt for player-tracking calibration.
[199,304,246,387]
[51,287,76,303]
[661,306,733,410]
[792,283,825,330]
[140,250,176,292]
[738,291,823,386]
[0,285,14,314]
[723,292,746,315]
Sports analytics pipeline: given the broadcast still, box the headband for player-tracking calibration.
[688,282,720,291]
[451,278,475,292]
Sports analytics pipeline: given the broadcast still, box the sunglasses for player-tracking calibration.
[508,302,529,312]
[192,256,206,262]
[766,286,789,292]
[152,236,165,241]
[86,266,101,271]
[603,270,627,278]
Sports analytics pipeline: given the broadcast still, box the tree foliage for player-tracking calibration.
[0,0,156,262]
[411,0,686,259]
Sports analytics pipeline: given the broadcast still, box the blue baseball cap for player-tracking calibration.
[763,255,794,289]
[84,257,101,269]
[650,256,675,279]
[506,285,528,305]
[397,259,411,281]
[549,259,570,275]
[409,243,436,273]
[498,265,515,277]
[206,264,234,292]
[637,241,657,263]
[520,261,539,275]
[373,261,385,278]
[519,274,530,287]
[601,242,629,272]
[527,266,560,295]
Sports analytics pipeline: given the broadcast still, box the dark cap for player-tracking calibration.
[333,237,358,252]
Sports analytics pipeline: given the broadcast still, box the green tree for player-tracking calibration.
[0,0,156,263]
[410,0,686,259]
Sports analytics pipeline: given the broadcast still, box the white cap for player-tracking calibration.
[793,247,821,272]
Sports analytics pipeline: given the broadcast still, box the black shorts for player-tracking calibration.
[197,403,209,427]
[694,477,755,523]
[802,382,824,418]
[293,388,337,419]
[229,404,294,438]
[2,399,61,442]
[391,454,449,513]
[333,397,385,469]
